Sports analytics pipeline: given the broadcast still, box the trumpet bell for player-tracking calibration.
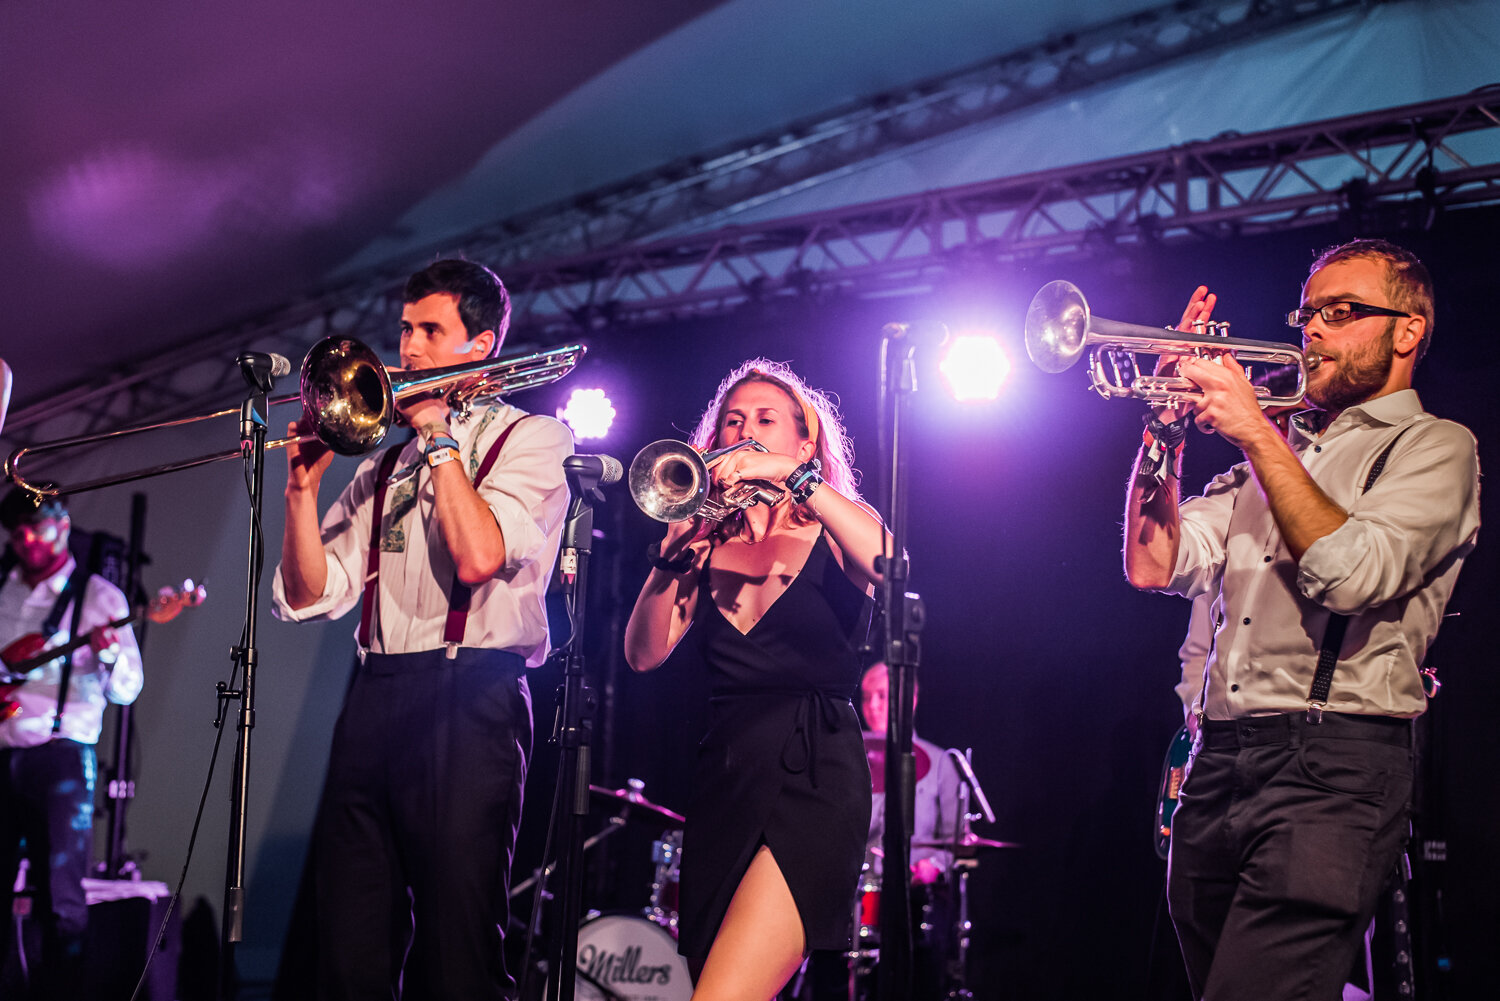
[629,440,710,523]
[1025,280,1091,373]
[299,338,394,455]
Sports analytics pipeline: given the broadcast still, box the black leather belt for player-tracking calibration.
[1201,711,1412,750]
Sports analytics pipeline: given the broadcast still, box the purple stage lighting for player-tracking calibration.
[558,388,617,440]
[939,334,1011,402]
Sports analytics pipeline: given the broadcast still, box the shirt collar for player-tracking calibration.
[5,554,77,596]
[1290,388,1422,443]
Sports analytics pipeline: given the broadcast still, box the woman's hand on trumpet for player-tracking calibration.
[709,447,800,495]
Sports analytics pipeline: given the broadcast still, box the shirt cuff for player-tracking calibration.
[1295,517,1365,604]
[270,555,348,621]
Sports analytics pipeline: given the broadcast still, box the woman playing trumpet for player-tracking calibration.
[625,359,890,1000]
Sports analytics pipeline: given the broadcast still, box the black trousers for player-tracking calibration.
[1168,712,1412,1001]
[314,648,532,1001]
[0,738,96,1000]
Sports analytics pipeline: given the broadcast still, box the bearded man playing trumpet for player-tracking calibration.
[1123,238,1480,1001]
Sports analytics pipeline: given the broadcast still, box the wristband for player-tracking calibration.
[785,458,823,504]
[425,446,461,469]
[1140,413,1189,487]
[646,541,695,574]
[424,433,460,455]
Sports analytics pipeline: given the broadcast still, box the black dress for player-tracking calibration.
[677,532,874,959]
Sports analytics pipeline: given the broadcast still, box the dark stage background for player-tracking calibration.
[491,209,1499,1001]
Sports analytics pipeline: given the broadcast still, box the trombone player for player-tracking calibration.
[272,259,573,1000]
[1122,239,1479,1001]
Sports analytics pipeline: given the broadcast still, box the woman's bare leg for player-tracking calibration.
[691,846,807,1001]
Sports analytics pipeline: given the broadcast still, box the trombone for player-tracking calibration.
[1024,280,1314,407]
[629,438,785,524]
[6,336,586,498]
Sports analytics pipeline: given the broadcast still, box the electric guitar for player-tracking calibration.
[1153,724,1194,860]
[0,580,206,722]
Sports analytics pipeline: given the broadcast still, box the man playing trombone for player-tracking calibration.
[272,259,573,1000]
[1122,239,1479,1000]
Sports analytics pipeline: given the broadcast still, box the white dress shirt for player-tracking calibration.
[0,558,143,748]
[1167,390,1480,719]
[272,403,573,666]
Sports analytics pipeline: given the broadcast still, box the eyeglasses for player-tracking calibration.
[1286,301,1411,328]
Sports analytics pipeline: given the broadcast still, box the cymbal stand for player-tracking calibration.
[943,749,995,1001]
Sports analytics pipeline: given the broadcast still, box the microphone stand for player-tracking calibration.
[545,470,606,1001]
[875,324,933,1001]
[217,357,277,999]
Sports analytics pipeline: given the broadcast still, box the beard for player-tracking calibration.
[1306,319,1396,412]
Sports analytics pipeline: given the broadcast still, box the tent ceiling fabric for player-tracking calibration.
[4,0,1495,416]
[2,0,724,404]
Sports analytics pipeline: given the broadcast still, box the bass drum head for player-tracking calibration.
[573,913,693,1001]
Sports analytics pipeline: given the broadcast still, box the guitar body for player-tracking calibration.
[1154,724,1194,860]
[0,633,52,721]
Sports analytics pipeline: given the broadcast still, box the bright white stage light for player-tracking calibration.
[939,335,1010,402]
[558,388,616,440]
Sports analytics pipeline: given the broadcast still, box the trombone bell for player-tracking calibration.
[1024,280,1311,408]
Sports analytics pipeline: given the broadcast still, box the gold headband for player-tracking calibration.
[750,369,819,447]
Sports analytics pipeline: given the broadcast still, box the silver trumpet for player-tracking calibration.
[629,438,786,523]
[1024,280,1315,408]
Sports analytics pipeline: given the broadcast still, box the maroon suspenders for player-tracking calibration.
[357,445,407,651]
[357,416,537,655]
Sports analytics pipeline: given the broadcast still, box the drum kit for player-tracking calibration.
[528,778,689,1001]
[556,766,1014,1001]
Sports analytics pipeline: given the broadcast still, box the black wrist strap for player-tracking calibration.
[1306,423,1415,722]
[646,541,694,574]
[1140,413,1190,487]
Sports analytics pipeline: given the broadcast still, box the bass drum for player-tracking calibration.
[573,913,693,1001]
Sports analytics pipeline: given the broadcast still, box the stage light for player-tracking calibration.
[558,388,616,440]
[939,334,1010,402]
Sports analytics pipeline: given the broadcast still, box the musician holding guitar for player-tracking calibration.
[0,486,143,999]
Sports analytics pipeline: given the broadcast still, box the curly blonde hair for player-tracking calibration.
[688,359,863,532]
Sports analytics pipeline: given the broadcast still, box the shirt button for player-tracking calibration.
[1231,684,1240,692]
[1263,555,1273,563]
[1242,617,1251,625]
[1314,445,1322,453]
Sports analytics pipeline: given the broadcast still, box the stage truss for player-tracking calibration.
[5,86,1497,446]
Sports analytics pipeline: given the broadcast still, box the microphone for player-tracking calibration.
[563,453,624,487]
[237,351,292,392]
[945,747,997,824]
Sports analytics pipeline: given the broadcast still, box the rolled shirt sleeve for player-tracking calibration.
[478,415,574,576]
[1296,420,1481,614]
[1169,465,1250,601]
[271,451,380,624]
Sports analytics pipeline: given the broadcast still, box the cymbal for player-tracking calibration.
[589,783,686,827]
[910,834,1021,857]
